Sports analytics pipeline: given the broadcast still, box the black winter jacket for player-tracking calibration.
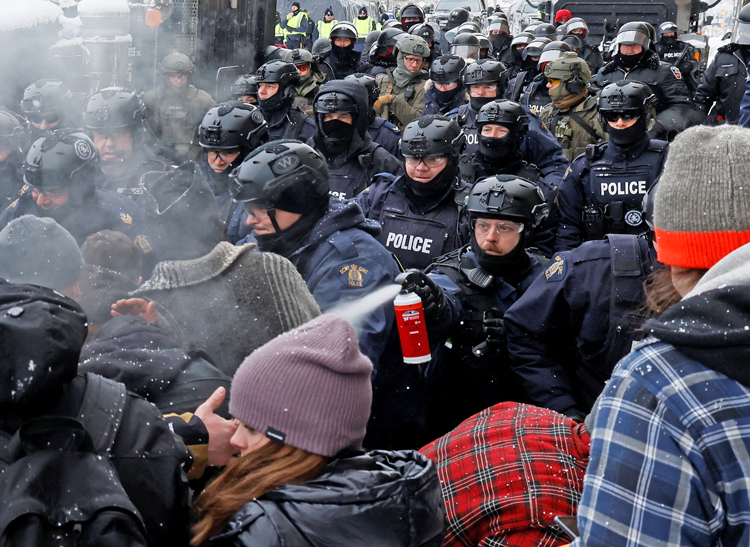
[205,450,446,547]
[694,43,748,125]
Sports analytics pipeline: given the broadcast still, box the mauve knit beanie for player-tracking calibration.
[229,314,373,457]
[654,124,750,269]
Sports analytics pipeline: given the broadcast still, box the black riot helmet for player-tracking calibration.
[511,32,534,49]
[562,33,583,52]
[255,61,300,109]
[524,37,551,59]
[537,40,572,70]
[451,33,480,61]
[456,21,481,35]
[199,101,269,155]
[641,178,659,233]
[475,34,491,58]
[447,8,469,29]
[312,37,332,61]
[313,85,361,145]
[364,30,381,55]
[231,74,258,101]
[429,55,466,83]
[735,3,750,45]
[400,3,425,31]
[534,23,557,40]
[382,19,404,30]
[263,45,289,63]
[658,21,678,40]
[476,99,529,131]
[615,21,652,49]
[23,129,99,191]
[400,115,466,160]
[410,23,435,46]
[466,175,548,229]
[83,87,147,132]
[463,60,506,86]
[21,79,69,116]
[229,140,330,228]
[373,28,407,66]
[598,80,656,122]
[344,73,380,107]
[331,21,358,42]
[565,17,588,37]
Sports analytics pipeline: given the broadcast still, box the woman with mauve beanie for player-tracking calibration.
[191,314,446,547]
[571,124,750,547]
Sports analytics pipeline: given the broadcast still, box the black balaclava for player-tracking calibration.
[254,203,327,257]
[520,54,537,72]
[203,153,245,196]
[660,35,676,46]
[511,46,525,64]
[470,95,496,111]
[478,124,523,172]
[490,34,510,52]
[435,81,465,106]
[332,40,355,59]
[358,9,368,19]
[321,118,357,156]
[404,160,459,209]
[616,47,646,69]
[605,115,648,147]
[259,83,291,115]
[470,221,533,283]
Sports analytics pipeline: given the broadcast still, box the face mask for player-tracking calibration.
[661,35,676,46]
[470,228,532,280]
[617,49,644,68]
[606,116,648,147]
[490,34,509,51]
[322,118,355,142]
[331,43,354,58]
[405,161,458,200]
[359,14,368,19]
[477,129,521,162]
[258,86,289,113]
[511,47,524,63]
[434,83,463,105]
[470,95,494,111]
[403,20,420,32]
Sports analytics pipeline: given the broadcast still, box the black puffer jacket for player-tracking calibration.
[694,43,748,125]
[205,450,446,547]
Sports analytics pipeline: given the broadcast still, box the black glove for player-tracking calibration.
[395,269,446,320]
[482,316,506,347]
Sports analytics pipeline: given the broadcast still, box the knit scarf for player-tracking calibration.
[552,90,587,111]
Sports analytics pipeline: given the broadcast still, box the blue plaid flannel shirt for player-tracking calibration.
[572,337,750,547]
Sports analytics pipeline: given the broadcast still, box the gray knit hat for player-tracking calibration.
[654,125,750,269]
[229,314,373,457]
[0,215,84,290]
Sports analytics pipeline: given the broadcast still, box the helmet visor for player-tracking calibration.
[736,21,750,45]
[451,44,479,60]
[615,30,649,48]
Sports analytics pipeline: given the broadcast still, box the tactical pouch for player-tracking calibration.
[582,203,605,240]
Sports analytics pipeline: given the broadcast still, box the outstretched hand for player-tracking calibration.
[111,298,158,323]
[195,387,238,467]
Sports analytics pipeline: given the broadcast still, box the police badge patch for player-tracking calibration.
[670,66,682,79]
[624,209,643,227]
[74,139,94,161]
[544,254,566,282]
[338,263,372,287]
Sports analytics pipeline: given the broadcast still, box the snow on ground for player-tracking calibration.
[0,0,63,33]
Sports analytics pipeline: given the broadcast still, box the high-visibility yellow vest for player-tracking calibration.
[287,11,308,36]
[354,16,375,38]
[317,19,337,38]
[275,23,287,41]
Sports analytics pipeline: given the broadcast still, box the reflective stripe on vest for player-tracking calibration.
[354,17,374,38]
[287,12,307,35]
[317,19,337,38]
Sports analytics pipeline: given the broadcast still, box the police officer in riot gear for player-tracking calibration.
[450,33,481,63]
[400,3,425,32]
[506,194,659,418]
[84,87,171,196]
[309,81,401,199]
[283,48,327,112]
[368,28,407,77]
[357,114,469,270]
[343,73,402,157]
[461,99,559,255]
[230,74,258,104]
[555,81,668,251]
[143,53,215,163]
[439,7,469,52]
[230,139,399,371]
[448,60,570,189]
[423,55,468,116]
[591,21,699,140]
[488,18,513,64]
[696,5,750,125]
[505,37,550,103]
[21,79,70,147]
[0,110,23,206]
[400,175,549,438]
[506,32,534,81]
[198,101,269,224]
[255,60,316,142]
[655,21,698,92]
[410,23,441,62]
[539,53,607,161]
[327,22,362,79]
[0,130,153,263]
[375,34,431,130]
[564,18,604,74]
[521,41,573,111]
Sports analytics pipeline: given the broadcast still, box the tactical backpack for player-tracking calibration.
[0,373,147,547]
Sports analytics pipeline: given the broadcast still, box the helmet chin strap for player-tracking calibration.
[266,206,283,234]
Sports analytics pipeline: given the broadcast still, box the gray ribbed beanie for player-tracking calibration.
[654,124,750,269]
[0,215,84,290]
[229,314,373,457]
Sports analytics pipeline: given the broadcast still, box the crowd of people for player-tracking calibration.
[2,2,750,546]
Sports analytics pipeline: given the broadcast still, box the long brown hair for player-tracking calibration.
[191,441,329,546]
[643,266,707,317]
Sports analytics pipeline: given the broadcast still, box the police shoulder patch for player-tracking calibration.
[134,234,153,254]
[670,66,682,79]
[544,254,567,282]
[338,263,373,288]
[120,212,133,225]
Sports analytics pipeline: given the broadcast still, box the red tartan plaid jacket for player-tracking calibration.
[420,402,590,547]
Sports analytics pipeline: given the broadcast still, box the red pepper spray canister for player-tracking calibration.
[394,289,431,364]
